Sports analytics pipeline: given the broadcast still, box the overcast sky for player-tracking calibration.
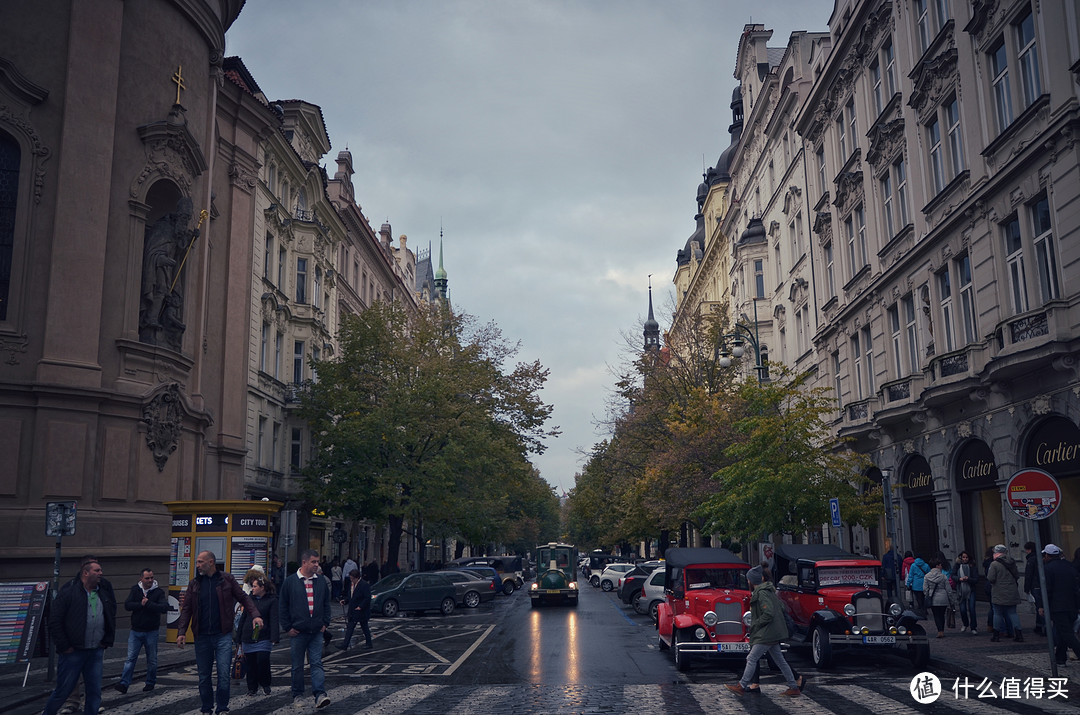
[226,0,833,495]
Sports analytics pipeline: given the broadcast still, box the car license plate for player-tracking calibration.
[862,635,896,644]
[719,642,751,652]
[545,589,561,594]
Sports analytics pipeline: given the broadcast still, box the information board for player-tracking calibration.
[230,537,268,580]
[0,582,49,664]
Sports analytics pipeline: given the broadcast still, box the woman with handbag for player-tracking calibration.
[923,557,956,638]
[237,575,279,696]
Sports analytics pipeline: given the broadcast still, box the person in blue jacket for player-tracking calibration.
[906,555,930,611]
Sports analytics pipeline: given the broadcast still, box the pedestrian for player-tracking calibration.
[1034,544,1080,665]
[881,547,898,603]
[905,554,930,612]
[270,555,285,590]
[57,555,116,715]
[747,565,805,693]
[725,565,800,697]
[116,568,168,694]
[982,546,1010,635]
[901,551,915,606]
[175,551,263,715]
[43,559,116,715]
[923,557,956,638]
[341,554,358,587]
[236,574,279,696]
[280,549,332,709]
[330,559,343,601]
[315,563,334,648]
[364,560,380,584]
[986,544,1023,642]
[952,551,980,634]
[1023,541,1046,635]
[340,569,372,650]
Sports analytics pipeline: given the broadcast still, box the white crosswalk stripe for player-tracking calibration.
[445,685,517,714]
[353,683,443,714]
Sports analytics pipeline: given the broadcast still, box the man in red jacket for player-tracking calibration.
[176,551,262,715]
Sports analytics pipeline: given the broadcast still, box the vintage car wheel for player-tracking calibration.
[601,579,614,592]
[649,600,661,623]
[440,597,456,616]
[811,624,833,669]
[673,630,690,671]
[503,580,516,596]
[381,599,399,618]
[908,625,930,668]
[632,591,646,614]
[590,575,600,588]
[463,590,481,608]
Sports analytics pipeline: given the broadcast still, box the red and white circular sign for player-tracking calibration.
[1005,468,1061,521]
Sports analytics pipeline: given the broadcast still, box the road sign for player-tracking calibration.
[829,498,842,527]
[45,501,77,537]
[1005,468,1061,520]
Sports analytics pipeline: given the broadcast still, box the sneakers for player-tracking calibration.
[263,686,271,695]
[971,628,978,635]
[114,683,128,694]
[782,688,801,697]
[960,626,967,632]
[248,690,258,697]
[725,684,745,695]
[292,697,305,710]
[315,693,331,709]
[143,684,155,692]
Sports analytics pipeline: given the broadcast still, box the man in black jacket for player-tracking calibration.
[340,568,372,650]
[1024,541,1046,635]
[43,559,116,715]
[280,549,331,709]
[116,568,169,693]
[1036,544,1080,666]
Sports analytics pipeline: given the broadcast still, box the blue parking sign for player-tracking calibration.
[829,498,841,527]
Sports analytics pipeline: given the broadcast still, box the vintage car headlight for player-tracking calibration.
[843,604,856,617]
[569,582,577,589]
[694,627,707,641]
[861,626,871,635]
[889,602,903,617]
[703,611,718,627]
[898,626,908,635]
[742,610,752,627]
[889,627,898,635]
[530,583,538,590]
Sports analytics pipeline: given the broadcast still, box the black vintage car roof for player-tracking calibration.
[773,544,865,563]
[664,547,747,569]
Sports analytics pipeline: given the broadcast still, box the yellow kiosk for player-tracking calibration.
[163,500,283,642]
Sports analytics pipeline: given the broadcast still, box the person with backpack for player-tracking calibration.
[725,566,800,698]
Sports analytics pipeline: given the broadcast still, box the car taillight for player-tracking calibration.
[618,578,623,588]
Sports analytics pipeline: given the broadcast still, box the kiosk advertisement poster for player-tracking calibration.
[230,537,269,580]
[0,581,49,665]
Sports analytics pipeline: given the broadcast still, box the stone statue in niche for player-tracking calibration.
[139,197,197,350]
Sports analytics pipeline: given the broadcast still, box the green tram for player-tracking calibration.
[529,542,579,607]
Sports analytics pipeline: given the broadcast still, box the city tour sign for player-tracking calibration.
[1005,468,1061,521]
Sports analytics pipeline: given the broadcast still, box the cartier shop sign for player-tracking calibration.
[955,439,998,492]
[1024,415,1080,478]
[902,455,934,498]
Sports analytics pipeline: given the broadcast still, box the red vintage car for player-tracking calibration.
[655,547,752,671]
[773,544,929,669]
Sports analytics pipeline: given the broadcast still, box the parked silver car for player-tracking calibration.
[596,563,636,591]
[634,566,667,621]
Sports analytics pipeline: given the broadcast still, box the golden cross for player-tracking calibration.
[172,66,185,105]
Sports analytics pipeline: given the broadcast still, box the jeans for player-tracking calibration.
[957,589,977,628]
[993,604,1021,634]
[245,650,272,693]
[43,648,103,715]
[289,630,326,698]
[738,643,797,690]
[119,629,159,687]
[194,632,234,713]
[342,616,372,649]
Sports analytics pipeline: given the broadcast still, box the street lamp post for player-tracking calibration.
[717,298,766,385]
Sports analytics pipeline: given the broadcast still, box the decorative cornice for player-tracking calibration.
[908,47,959,123]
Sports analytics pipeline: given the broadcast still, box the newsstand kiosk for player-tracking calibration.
[163,500,283,643]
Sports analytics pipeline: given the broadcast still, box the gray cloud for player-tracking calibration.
[227,0,832,493]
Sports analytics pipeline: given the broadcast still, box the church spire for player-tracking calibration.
[644,276,660,352]
[434,225,448,300]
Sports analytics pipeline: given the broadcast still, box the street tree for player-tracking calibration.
[300,301,558,568]
[696,366,880,543]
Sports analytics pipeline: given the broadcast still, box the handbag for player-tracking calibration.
[946,606,956,629]
[231,643,246,680]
